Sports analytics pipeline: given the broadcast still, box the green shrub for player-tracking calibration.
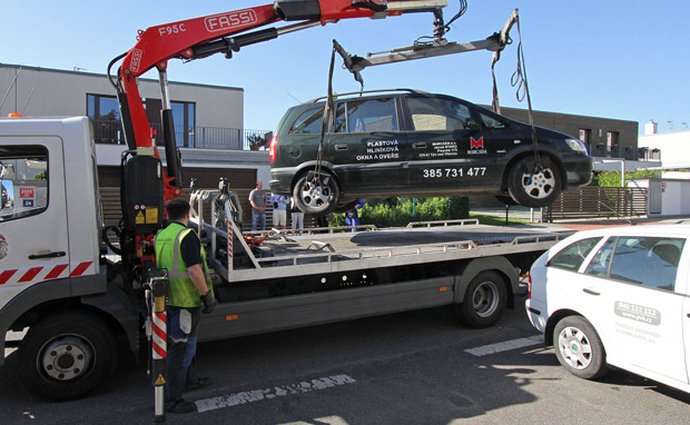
[591,170,659,187]
[334,196,471,228]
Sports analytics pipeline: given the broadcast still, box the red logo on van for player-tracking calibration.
[470,137,484,149]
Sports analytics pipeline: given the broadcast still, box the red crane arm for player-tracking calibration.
[114,0,437,200]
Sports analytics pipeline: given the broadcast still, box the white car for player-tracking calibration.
[526,224,690,393]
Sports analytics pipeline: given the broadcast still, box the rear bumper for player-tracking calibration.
[269,168,295,195]
[524,298,547,334]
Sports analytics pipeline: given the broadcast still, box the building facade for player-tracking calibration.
[0,63,271,221]
[499,106,639,160]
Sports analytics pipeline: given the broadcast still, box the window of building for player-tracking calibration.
[606,131,619,150]
[407,97,471,131]
[579,128,591,146]
[0,145,49,222]
[87,94,121,144]
[171,101,196,148]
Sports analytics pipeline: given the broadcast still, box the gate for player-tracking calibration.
[545,187,647,221]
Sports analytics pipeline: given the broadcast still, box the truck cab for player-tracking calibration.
[0,117,132,399]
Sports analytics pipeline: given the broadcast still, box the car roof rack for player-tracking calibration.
[306,88,429,104]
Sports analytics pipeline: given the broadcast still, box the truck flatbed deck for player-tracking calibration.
[210,220,570,282]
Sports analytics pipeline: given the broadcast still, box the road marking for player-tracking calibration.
[195,374,357,413]
[277,416,350,425]
[464,335,543,357]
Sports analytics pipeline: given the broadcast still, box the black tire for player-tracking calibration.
[507,156,562,208]
[459,271,508,328]
[292,171,340,216]
[553,315,609,380]
[17,311,118,400]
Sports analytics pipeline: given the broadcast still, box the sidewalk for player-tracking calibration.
[472,207,690,231]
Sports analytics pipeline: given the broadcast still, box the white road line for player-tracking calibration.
[464,335,543,357]
[195,374,357,413]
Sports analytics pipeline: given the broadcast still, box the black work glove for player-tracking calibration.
[201,291,216,314]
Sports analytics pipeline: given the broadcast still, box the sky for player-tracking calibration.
[1,0,689,134]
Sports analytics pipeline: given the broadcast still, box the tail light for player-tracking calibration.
[526,272,532,299]
[268,135,277,164]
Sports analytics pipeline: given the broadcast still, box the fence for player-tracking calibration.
[545,186,647,221]
[91,118,270,151]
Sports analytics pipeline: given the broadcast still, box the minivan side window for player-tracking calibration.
[0,145,49,222]
[547,237,601,271]
[289,107,323,134]
[407,97,472,131]
[289,104,346,134]
[346,98,398,133]
[479,112,506,129]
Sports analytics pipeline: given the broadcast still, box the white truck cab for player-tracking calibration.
[526,225,690,393]
[0,117,103,306]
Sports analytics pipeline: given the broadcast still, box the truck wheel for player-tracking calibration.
[507,156,562,208]
[292,171,340,215]
[553,315,609,380]
[17,312,118,400]
[459,271,508,328]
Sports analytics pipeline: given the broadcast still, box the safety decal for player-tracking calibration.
[0,261,93,286]
[0,234,7,260]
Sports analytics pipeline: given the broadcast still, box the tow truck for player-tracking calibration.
[0,0,567,401]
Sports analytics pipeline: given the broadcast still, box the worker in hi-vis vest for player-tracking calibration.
[154,199,216,414]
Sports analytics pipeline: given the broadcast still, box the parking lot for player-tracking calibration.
[2,300,688,425]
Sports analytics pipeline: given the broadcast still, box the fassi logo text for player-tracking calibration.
[205,10,258,32]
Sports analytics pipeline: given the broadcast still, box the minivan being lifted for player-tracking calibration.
[269,89,593,215]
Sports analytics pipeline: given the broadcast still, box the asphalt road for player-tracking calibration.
[1,301,689,425]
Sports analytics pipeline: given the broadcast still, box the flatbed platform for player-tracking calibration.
[215,222,570,282]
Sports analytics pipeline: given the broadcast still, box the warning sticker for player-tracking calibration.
[135,211,145,225]
[146,207,159,224]
[154,374,166,386]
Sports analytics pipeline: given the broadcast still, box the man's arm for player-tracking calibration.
[187,264,210,296]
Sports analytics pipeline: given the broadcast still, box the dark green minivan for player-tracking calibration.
[269,90,592,215]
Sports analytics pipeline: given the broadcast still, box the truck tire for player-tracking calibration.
[553,315,609,380]
[17,311,118,400]
[459,271,508,328]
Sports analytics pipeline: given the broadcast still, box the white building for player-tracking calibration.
[0,63,271,220]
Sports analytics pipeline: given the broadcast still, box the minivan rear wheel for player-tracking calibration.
[507,156,562,208]
[292,171,340,215]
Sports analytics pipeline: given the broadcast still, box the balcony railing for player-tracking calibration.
[91,118,270,151]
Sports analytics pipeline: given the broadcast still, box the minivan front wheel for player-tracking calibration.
[507,156,562,208]
[293,171,340,215]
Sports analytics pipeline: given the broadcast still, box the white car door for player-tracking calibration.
[582,236,688,384]
[0,138,70,310]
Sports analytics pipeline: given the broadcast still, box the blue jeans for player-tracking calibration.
[165,306,202,404]
[252,209,266,231]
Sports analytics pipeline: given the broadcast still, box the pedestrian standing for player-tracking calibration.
[249,181,267,231]
[154,199,216,414]
[270,193,288,229]
[345,199,365,232]
[289,197,304,235]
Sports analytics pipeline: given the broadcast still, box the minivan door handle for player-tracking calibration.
[334,144,348,151]
[582,288,600,296]
[28,251,66,260]
[413,142,427,149]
